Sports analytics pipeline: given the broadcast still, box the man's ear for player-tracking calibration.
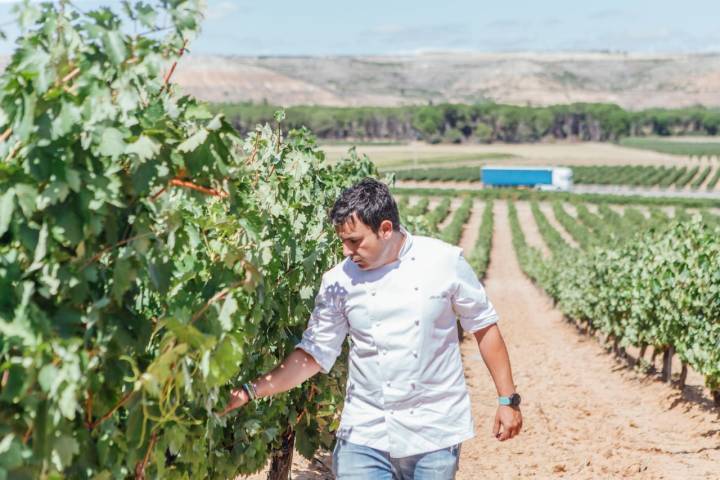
[379,220,394,239]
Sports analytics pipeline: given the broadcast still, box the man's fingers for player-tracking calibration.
[509,418,522,439]
[219,402,237,417]
[494,408,523,441]
[218,389,244,417]
[496,419,522,441]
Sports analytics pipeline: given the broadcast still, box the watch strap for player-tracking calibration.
[498,393,520,406]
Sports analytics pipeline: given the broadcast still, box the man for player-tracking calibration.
[222,178,522,479]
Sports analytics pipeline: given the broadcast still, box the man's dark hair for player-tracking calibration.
[330,178,400,233]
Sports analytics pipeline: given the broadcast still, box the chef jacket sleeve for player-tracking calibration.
[295,275,349,373]
[451,253,499,333]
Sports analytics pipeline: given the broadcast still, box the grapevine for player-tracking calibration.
[0,2,375,478]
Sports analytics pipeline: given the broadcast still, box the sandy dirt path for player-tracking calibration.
[407,196,423,210]
[584,203,599,214]
[458,200,486,253]
[515,201,550,257]
[610,203,652,220]
[456,201,720,479]
[563,203,578,218]
[538,203,579,248]
[700,163,720,191]
[438,197,465,231]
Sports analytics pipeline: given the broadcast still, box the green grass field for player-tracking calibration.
[376,153,516,169]
[619,137,720,156]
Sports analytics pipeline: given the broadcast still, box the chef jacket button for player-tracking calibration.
[390,410,395,415]
[371,292,376,296]
[382,350,387,355]
[412,350,418,357]
[415,320,420,326]
[414,286,419,291]
[411,257,416,261]
[386,381,391,387]
[410,410,414,415]
[375,322,381,328]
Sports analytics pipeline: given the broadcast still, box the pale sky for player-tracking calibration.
[1,0,719,55]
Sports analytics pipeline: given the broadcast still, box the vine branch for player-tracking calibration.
[246,131,261,165]
[61,67,80,84]
[169,178,228,198]
[87,389,136,430]
[150,174,229,201]
[22,425,33,444]
[295,384,319,424]
[0,127,11,143]
[190,280,244,324]
[160,39,188,93]
[134,430,158,480]
[85,389,94,428]
[79,233,154,271]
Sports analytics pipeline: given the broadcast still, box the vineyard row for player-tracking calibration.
[390,164,720,190]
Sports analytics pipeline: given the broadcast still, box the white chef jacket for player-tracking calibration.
[296,227,499,458]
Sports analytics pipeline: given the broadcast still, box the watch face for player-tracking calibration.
[510,393,521,406]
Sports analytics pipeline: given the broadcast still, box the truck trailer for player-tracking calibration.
[481,166,573,191]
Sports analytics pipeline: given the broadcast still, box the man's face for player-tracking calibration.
[335,214,395,270]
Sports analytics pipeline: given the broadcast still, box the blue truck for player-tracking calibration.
[481,166,573,191]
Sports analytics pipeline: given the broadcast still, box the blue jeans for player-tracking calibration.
[332,439,461,479]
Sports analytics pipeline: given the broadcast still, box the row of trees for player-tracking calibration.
[215,102,720,144]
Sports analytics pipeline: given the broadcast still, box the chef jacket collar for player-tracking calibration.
[397,225,414,261]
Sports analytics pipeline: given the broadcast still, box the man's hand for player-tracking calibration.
[217,349,322,417]
[493,405,522,441]
[219,388,250,416]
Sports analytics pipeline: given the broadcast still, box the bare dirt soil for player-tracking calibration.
[438,197,465,231]
[700,164,720,190]
[459,200,486,255]
[515,201,550,257]
[427,197,442,212]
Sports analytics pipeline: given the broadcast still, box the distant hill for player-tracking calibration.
[167,52,720,109]
[3,52,720,109]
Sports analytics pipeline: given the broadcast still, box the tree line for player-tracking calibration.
[214,102,720,144]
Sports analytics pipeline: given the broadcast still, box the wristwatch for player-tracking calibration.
[498,393,521,407]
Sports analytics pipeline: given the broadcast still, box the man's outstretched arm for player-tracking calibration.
[220,348,321,416]
[474,324,523,441]
[474,324,515,395]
